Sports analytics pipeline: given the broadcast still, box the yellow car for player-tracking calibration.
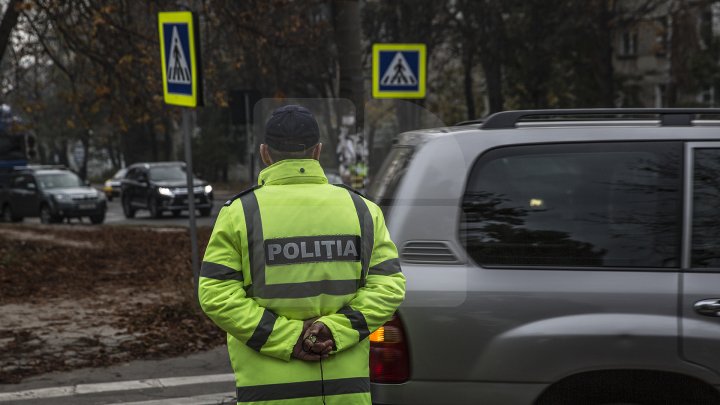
[103,168,127,201]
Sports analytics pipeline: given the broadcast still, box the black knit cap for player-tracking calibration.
[264,105,320,152]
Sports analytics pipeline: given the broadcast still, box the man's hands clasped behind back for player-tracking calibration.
[291,318,335,361]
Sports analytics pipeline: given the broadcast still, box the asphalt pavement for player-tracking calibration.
[18,188,235,228]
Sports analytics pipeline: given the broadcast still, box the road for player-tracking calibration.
[19,188,235,228]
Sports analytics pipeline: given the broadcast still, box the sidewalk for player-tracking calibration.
[0,347,234,404]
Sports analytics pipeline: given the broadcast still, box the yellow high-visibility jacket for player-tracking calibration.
[199,159,406,405]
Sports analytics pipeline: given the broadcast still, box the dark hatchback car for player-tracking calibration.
[120,162,213,218]
[0,166,106,224]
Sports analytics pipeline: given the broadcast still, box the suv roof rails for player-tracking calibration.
[477,108,720,130]
[455,119,485,126]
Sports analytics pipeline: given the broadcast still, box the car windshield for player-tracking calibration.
[149,166,186,181]
[37,172,83,189]
[112,168,127,179]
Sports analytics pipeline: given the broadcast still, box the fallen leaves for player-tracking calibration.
[0,224,225,384]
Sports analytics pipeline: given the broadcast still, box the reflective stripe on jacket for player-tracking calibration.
[199,159,406,405]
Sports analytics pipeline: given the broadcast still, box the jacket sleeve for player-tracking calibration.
[318,201,406,352]
[198,205,303,361]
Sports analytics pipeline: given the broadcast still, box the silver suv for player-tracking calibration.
[367,109,720,405]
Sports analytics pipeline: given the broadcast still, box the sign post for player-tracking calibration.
[158,11,203,292]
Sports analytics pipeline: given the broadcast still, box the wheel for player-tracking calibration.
[148,197,162,218]
[171,209,182,217]
[39,205,60,224]
[107,195,113,202]
[2,204,23,222]
[199,207,211,217]
[122,196,135,219]
[536,371,720,405]
[89,214,105,224]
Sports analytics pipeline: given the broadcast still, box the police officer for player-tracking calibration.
[199,105,406,405]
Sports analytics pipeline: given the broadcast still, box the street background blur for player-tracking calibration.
[1,0,719,187]
[1,0,720,403]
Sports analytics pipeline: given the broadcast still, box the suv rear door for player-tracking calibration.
[682,143,720,376]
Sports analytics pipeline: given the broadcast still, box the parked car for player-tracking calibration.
[0,166,106,224]
[102,167,127,201]
[367,108,720,405]
[120,161,213,219]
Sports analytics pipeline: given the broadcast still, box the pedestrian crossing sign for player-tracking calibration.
[372,43,426,99]
[158,11,203,107]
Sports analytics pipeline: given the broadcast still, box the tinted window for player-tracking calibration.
[461,142,681,268]
[692,148,720,268]
[12,174,30,188]
[149,165,186,181]
[127,168,144,181]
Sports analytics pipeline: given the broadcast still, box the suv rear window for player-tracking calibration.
[460,142,681,268]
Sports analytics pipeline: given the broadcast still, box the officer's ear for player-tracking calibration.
[312,143,322,161]
[260,144,273,166]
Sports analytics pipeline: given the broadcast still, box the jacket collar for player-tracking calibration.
[258,159,328,186]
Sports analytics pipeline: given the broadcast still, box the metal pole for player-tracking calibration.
[183,109,200,296]
[244,93,255,183]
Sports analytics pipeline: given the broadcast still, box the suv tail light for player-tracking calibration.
[369,313,409,383]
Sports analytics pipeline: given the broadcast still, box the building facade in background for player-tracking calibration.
[614,1,720,107]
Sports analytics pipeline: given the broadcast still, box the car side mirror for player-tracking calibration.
[84,180,91,186]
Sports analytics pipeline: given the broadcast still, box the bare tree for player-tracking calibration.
[0,0,23,63]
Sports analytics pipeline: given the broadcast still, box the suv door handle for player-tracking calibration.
[694,299,720,317]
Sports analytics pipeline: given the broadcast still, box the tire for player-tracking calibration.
[89,214,105,224]
[199,207,211,217]
[122,196,135,219]
[107,195,113,202]
[148,197,162,218]
[536,371,720,405]
[39,205,60,224]
[171,209,182,217]
[2,204,23,222]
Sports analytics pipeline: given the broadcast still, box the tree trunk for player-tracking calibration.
[332,0,364,179]
[79,134,89,180]
[332,0,365,131]
[463,48,476,120]
[598,2,615,107]
[481,57,504,113]
[0,0,22,63]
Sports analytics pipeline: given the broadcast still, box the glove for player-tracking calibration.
[291,318,332,361]
[302,321,335,355]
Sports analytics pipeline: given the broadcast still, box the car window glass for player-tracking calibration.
[127,168,141,181]
[461,142,681,268]
[149,166,186,181]
[113,169,127,179]
[12,175,28,188]
[36,172,83,189]
[692,148,720,268]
